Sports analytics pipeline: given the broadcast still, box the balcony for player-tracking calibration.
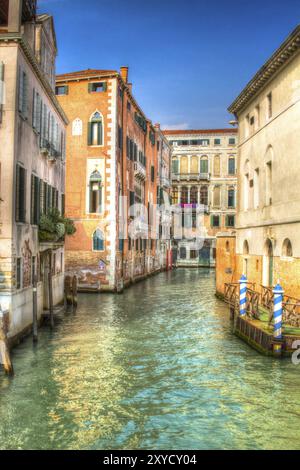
[160,176,171,188]
[172,173,210,182]
[134,161,146,181]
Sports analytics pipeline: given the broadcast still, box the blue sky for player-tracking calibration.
[39,0,300,129]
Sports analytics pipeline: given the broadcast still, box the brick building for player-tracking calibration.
[56,67,172,292]
[216,25,300,298]
[163,129,237,267]
[0,0,67,342]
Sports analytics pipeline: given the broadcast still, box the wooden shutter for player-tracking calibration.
[31,174,34,223]
[88,122,93,145]
[64,85,69,95]
[97,122,103,145]
[103,82,107,92]
[88,83,93,93]
[18,166,26,222]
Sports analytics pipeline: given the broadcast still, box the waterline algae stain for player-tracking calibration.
[1,269,300,450]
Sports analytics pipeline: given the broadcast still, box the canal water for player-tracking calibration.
[0,268,300,450]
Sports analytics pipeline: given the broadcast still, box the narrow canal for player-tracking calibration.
[1,269,300,450]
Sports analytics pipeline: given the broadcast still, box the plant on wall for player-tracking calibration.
[39,208,76,242]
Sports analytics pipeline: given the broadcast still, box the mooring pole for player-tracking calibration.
[0,310,14,376]
[273,282,284,356]
[32,274,38,343]
[48,253,54,329]
[239,274,247,317]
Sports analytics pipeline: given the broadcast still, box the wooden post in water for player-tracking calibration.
[72,275,78,309]
[0,311,13,376]
[48,253,54,329]
[32,274,38,342]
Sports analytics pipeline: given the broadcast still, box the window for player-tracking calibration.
[200,157,208,174]
[55,85,68,96]
[118,126,123,150]
[190,156,198,174]
[228,188,235,208]
[255,104,260,128]
[267,92,272,119]
[31,174,40,225]
[32,90,42,132]
[181,186,188,204]
[88,112,103,146]
[211,215,220,227]
[88,82,107,93]
[190,186,198,204]
[190,250,198,259]
[200,185,208,205]
[18,68,28,118]
[254,168,259,208]
[16,165,26,223]
[172,187,178,204]
[16,258,22,289]
[200,139,209,146]
[228,157,235,175]
[226,215,235,227]
[72,118,83,136]
[282,239,293,257]
[214,138,221,145]
[266,161,272,205]
[127,101,131,111]
[89,170,102,213]
[229,138,236,145]
[179,247,186,259]
[181,156,188,173]
[151,166,155,182]
[213,186,221,207]
[93,229,104,251]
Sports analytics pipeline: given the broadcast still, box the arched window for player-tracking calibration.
[243,240,249,255]
[172,157,179,174]
[214,155,220,176]
[181,186,188,204]
[228,157,235,175]
[93,229,104,251]
[89,169,103,213]
[282,238,293,257]
[200,185,208,205]
[228,186,235,208]
[190,156,198,174]
[190,186,198,204]
[200,156,208,174]
[181,156,188,173]
[88,111,103,146]
[72,118,83,136]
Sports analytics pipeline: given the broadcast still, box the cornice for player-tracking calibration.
[0,33,69,124]
[228,25,300,115]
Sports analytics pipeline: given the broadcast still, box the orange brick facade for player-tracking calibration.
[56,68,172,292]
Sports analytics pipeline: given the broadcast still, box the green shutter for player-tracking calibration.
[103,82,107,92]
[210,215,214,227]
[65,85,69,95]
[225,215,228,227]
[88,122,93,145]
[88,83,93,93]
[97,122,103,145]
[31,174,34,223]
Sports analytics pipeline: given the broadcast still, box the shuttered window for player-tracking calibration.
[151,166,155,182]
[18,68,28,117]
[88,113,103,146]
[16,165,26,222]
[31,174,40,225]
[88,82,107,93]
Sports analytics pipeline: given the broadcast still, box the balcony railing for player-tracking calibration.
[172,172,210,182]
[134,161,146,181]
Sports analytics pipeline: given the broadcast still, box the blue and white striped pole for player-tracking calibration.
[273,282,284,356]
[239,274,247,317]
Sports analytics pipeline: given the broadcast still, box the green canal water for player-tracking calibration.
[0,268,300,450]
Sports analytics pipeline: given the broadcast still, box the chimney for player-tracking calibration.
[120,66,129,84]
[8,0,22,33]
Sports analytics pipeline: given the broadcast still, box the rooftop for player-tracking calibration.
[163,129,238,136]
[56,69,118,81]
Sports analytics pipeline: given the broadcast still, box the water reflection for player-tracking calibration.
[0,269,300,449]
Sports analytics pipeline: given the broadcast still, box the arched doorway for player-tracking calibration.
[263,239,273,287]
